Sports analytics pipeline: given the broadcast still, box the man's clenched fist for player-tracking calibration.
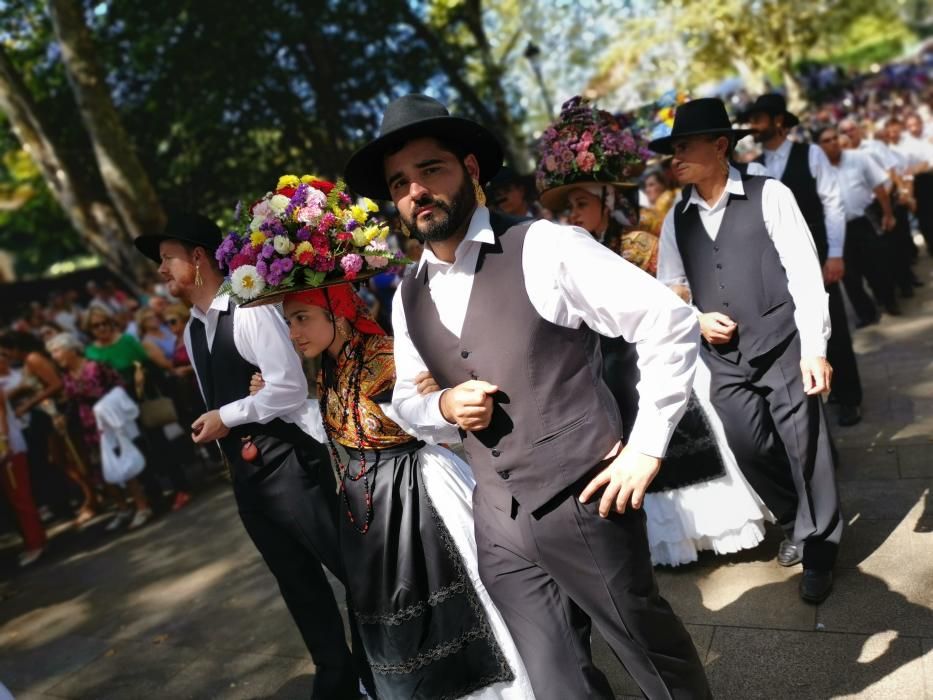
[439,380,499,432]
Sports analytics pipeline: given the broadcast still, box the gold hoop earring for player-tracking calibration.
[472,178,487,208]
[195,263,203,287]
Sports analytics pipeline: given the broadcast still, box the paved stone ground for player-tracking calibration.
[1,254,931,700]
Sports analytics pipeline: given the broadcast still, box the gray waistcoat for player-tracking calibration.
[674,174,796,363]
[400,218,621,512]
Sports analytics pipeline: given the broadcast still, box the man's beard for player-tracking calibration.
[402,174,475,242]
[752,122,777,143]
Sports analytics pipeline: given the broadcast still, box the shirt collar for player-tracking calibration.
[189,292,230,323]
[416,206,495,274]
[681,166,745,213]
[764,138,793,161]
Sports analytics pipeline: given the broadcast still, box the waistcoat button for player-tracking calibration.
[716,263,722,269]
[723,302,730,307]
[713,245,720,252]
[491,449,501,457]
[460,350,470,359]
[719,283,726,289]
[499,470,510,480]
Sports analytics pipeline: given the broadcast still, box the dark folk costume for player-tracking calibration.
[316,326,528,699]
[653,99,843,591]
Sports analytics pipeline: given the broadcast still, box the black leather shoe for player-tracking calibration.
[799,569,833,603]
[777,539,802,567]
[837,404,862,427]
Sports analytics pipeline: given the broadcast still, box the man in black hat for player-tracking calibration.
[654,97,843,604]
[739,93,868,428]
[346,93,710,699]
[484,166,537,219]
[134,215,372,700]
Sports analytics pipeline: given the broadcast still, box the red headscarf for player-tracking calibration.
[285,284,385,336]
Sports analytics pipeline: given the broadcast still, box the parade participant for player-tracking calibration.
[817,126,899,330]
[839,118,921,295]
[346,93,710,699]
[741,93,865,427]
[485,166,536,219]
[536,97,769,567]
[244,279,533,699]
[133,213,371,700]
[655,97,843,603]
[639,168,678,236]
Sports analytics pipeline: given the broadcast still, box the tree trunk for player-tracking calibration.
[47,0,165,240]
[0,46,146,292]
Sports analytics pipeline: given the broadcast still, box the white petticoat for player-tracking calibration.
[418,443,537,699]
[644,358,773,567]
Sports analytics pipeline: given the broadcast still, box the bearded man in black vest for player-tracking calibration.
[344,94,710,699]
[134,215,372,700]
[739,93,869,428]
[655,98,843,604]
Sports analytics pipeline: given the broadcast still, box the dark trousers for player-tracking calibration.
[704,335,842,570]
[913,171,933,253]
[474,483,710,700]
[842,216,896,322]
[888,202,918,289]
[825,282,862,407]
[233,447,372,699]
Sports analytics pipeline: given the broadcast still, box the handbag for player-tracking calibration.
[134,361,179,429]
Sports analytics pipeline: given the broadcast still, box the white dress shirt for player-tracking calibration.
[859,139,901,175]
[761,139,847,258]
[830,150,889,221]
[391,206,699,459]
[658,166,830,359]
[892,134,933,170]
[183,293,315,431]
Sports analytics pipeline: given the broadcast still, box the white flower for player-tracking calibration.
[273,235,294,255]
[231,265,266,300]
[268,194,290,215]
[249,214,266,232]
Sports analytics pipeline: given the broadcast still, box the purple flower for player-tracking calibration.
[279,257,294,272]
[256,260,269,277]
[345,219,359,232]
[296,226,312,241]
[262,243,275,259]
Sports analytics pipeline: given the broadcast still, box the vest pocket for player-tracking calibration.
[532,415,587,446]
[761,299,790,317]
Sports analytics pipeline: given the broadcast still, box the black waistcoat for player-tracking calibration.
[757,142,828,263]
[674,174,796,364]
[188,300,314,479]
[399,213,621,513]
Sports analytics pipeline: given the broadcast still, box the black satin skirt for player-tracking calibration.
[340,441,513,700]
[601,336,726,493]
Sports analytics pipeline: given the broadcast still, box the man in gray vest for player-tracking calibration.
[345,94,710,699]
[655,98,843,604]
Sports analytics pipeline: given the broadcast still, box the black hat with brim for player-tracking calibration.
[735,93,800,128]
[134,212,223,264]
[344,94,503,201]
[648,97,753,155]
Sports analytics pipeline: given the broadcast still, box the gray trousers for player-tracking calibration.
[474,481,711,700]
[703,332,843,570]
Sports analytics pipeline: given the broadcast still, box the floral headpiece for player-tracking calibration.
[216,174,404,305]
[536,96,651,201]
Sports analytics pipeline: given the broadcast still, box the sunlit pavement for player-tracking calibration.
[2,251,931,699]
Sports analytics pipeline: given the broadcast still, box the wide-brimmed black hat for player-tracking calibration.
[648,98,753,155]
[344,94,503,200]
[736,93,800,128]
[134,212,222,263]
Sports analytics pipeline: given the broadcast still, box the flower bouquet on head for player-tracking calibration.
[216,174,406,307]
[536,95,652,210]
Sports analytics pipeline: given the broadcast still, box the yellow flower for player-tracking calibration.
[352,224,385,247]
[300,174,321,184]
[250,231,267,248]
[277,174,300,191]
[294,241,313,257]
[361,197,379,213]
[350,205,368,225]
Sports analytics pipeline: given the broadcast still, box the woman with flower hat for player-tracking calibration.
[537,97,770,568]
[235,176,533,700]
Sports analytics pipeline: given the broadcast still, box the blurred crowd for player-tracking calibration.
[0,279,223,567]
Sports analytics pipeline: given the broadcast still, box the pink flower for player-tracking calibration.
[340,253,363,279]
[576,151,596,172]
[545,155,558,172]
[296,204,323,223]
[365,254,389,269]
